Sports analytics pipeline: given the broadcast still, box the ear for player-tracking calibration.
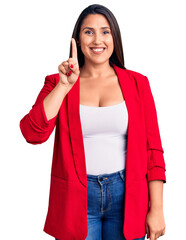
[76,39,81,46]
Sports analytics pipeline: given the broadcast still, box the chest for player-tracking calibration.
[79,75,125,107]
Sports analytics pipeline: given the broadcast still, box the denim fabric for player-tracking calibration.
[55,169,145,240]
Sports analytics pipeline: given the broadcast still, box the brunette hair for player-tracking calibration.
[69,4,127,69]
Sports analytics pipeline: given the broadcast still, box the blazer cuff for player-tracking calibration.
[147,149,166,183]
[147,148,166,170]
[29,100,57,130]
[147,166,166,183]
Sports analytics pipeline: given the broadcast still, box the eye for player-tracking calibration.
[85,30,93,35]
[84,30,110,35]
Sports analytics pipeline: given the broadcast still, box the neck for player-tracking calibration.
[80,61,114,78]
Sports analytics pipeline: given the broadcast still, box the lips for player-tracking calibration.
[89,47,106,54]
[90,47,105,50]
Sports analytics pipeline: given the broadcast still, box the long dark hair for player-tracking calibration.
[69,4,127,69]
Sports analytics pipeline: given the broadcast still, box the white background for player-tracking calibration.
[0,0,185,239]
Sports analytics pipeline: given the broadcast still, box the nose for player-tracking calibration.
[93,33,103,44]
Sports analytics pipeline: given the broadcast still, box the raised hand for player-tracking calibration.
[58,38,80,87]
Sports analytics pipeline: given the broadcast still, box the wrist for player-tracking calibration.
[57,81,73,92]
[149,204,163,211]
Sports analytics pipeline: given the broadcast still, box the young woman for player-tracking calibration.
[20,4,166,240]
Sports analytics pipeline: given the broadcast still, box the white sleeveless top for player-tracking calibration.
[79,101,128,175]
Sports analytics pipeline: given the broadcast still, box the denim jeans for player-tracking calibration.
[55,169,145,240]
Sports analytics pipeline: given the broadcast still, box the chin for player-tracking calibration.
[85,56,110,64]
[90,60,108,65]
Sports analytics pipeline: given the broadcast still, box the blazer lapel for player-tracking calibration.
[67,64,134,188]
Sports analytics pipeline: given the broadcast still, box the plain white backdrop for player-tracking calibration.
[0,0,185,239]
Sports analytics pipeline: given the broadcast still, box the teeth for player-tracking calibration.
[91,48,104,52]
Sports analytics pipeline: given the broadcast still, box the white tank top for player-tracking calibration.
[79,101,128,175]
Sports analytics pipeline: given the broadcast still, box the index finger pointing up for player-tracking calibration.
[71,38,78,60]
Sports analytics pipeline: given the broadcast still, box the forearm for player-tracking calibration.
[148,180,164,210]
[43,82,72,121]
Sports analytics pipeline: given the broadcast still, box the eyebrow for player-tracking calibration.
[82,27,110,31]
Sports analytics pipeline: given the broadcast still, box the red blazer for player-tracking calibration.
[20,64,166,240]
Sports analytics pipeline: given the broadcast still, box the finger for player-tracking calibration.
[58,64,67,75]
[67,58,78,70]
[67,58,74,69]
[150,233,156,240]
[61,62,69,74]
[145,223,150,239]
[67,70,72,77]
[156,231,163,238]
[71,38,78,60]
[67,58,80,76]
[62,61,69,70]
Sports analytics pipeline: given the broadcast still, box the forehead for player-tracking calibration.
[81,14,110,28]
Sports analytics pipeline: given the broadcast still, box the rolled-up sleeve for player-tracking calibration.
[142,76,166,183]
[19,75,58,144]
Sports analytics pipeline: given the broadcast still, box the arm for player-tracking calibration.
[19,75,71,144]
[142,76,166,238]
[43,80,72,121]
[148,180,163,210]
[142,76,166,183]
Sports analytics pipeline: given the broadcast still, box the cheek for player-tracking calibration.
[107,41,114,52]
[81,47,87,56]
[81,40,91,51]
[79,41,87,51]
[106,38,114,47]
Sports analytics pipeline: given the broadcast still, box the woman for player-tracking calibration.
[20,4,166,240]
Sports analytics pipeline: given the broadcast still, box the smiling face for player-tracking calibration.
[78,14,114,65]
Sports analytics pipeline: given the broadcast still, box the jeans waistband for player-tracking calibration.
[87,169,126,182]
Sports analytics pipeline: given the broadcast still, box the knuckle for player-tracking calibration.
[62,61,68,66]
[58,65,63,70]
[58,66,62,71]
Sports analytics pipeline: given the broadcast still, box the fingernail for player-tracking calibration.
[67,71,72,76]
[70,64,73,68]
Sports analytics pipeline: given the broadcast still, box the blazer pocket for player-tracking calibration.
[51,174,68,182]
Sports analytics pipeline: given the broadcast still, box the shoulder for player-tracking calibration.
[124,68,150,95]
[113,64,148,86]
[125,68,151,88]
[113,65,151,97]
[125,68,147,81]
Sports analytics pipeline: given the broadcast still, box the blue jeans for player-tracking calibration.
[55,169,145,240]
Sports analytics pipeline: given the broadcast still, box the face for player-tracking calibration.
[78,14,114,65]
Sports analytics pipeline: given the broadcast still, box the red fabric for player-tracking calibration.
[19,64,166,240]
